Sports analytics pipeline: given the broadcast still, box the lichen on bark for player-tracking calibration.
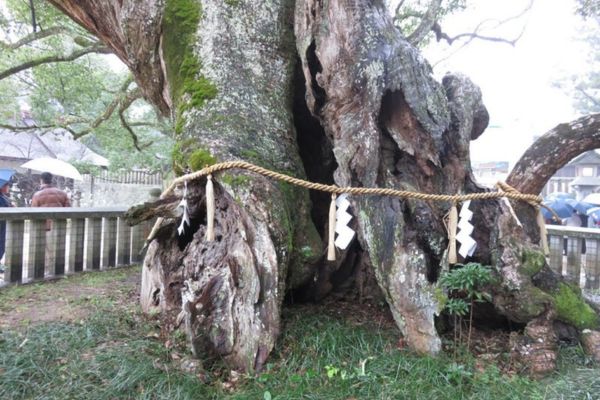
[143,0,322,372]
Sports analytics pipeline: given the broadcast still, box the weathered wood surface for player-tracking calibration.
[44,0,600,374]
[508,113,600,195]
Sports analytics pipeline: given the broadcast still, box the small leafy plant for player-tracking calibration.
[439,262,494,351]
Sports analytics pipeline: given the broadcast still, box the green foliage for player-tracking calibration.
[439,262,494,350]
[554,283,600,330]
[171,140,216,174]
[394,0,467,46]
[0,0,171,171]
[445,298,469,317]
[171,141,188,175]
[188,148,217,171]
[0,1,172,173]
[439,262,494,301]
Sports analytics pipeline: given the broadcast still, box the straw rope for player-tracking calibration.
[161,160,544,205]
[144,160,554,257]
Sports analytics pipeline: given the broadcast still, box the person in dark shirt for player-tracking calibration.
[0,181,13,272]
[31,172,71,275]
[31,172,71,208]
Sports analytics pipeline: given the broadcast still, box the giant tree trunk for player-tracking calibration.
[49,0,600,374]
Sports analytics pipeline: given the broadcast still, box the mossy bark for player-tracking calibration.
[140,0,320,372]
[49,0,600,374]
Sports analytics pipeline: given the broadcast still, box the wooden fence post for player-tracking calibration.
[565,236,582,285]
[130,223,144,263]
[52,219,67,276]
[117,218,132,265]
[86,217,102,270]
[548,234,563,275]
[585,238,600,290]
[69,218,85,272]
[5,220,24,283]
[102,217,118,268]
[28,220,46,281]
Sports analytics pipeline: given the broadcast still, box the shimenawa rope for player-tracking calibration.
[147,161,551,259]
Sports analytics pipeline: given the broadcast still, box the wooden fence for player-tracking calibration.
[1,210,599,289]
[547,225,600,289]
[0,207,152,285]
[82,170,163,185]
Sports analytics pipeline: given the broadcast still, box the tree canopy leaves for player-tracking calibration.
[0,0,172,173]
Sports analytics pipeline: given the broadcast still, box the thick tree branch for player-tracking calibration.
[507,113,600,195]
[577,87,600,108]
[394,0,407,23]
[46,0,170,115]
[29,0,37,32]
[117,87,153,151]
[0,26,71,50]
[70,77,134,139]
[0,44,111,80]
[0,123,58,131]
[406,0,442,46]
[0,76,153,146]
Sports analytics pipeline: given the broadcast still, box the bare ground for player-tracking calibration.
[0,266,141,331]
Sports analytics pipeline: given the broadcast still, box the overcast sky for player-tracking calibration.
[421,0,589,167]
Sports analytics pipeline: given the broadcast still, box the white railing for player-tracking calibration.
[82,170,163,185]
[2,210,598,289]
[0,207,152,285]
[547,225,600,290]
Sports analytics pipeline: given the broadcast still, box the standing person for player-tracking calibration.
[31,172,71,274]
[578,211,588,254]
[0,181,13,273]
[31,172,71,208]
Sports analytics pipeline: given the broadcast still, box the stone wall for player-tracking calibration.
[73,179,162,207]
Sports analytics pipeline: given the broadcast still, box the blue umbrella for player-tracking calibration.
[546,192,575,201]
[0,168,15,187]
[541,200,575,220]
[587,207,600,222]
[566,199,596,214]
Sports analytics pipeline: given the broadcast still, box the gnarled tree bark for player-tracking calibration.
[48,0,600,374]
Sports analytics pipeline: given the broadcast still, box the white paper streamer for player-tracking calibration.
[457,200,477,258]
[177,181,190,236]
[334,193,355,250]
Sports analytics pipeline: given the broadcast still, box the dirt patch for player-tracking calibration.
[0,267,141,331]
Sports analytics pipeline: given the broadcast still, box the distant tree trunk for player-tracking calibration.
[49,0,599,374]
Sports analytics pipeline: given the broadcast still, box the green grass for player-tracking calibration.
[0,267,138,314]
[0,268,598,399]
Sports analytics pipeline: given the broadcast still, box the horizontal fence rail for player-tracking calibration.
[0,207,152,285]
[547,225,600,290]
[82,170,163,185]
[1,208,598,289]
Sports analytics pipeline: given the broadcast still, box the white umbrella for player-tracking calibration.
[21,157,84,181]
[583,193,600,205]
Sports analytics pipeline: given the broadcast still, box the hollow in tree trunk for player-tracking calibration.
[48,0,600,374]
